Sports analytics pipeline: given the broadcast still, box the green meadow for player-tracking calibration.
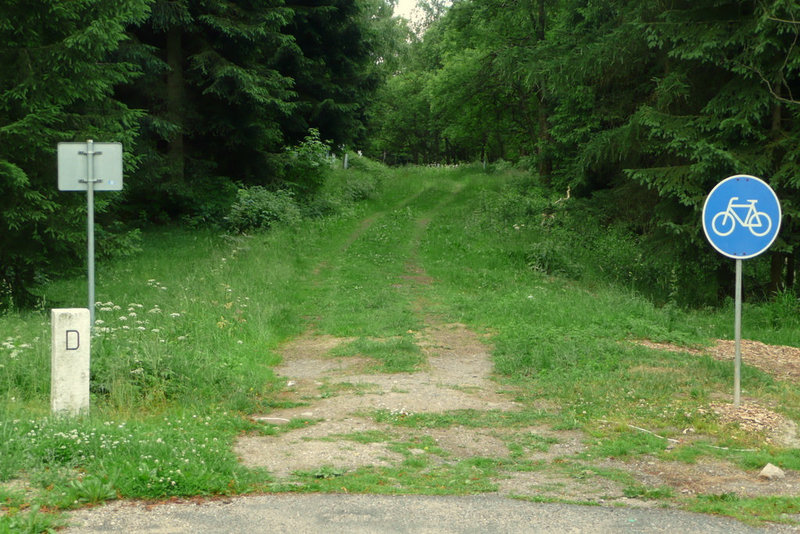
[2,164,800,531]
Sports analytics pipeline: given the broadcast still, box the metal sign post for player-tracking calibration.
[702,175,781,407]
[734,259,742,406]
[58,140,123,326]
[85,140,97,325]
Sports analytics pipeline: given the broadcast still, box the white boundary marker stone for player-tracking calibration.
[51,308,90,416]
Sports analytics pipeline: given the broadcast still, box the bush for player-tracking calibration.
[341,173,379,203]
[344,153,387,174]
[224,187,301,233]
[282,129,332,198]
[476,180,698,304]
[300,156,387,218]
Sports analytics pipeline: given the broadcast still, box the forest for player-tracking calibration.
[2,0,800,308]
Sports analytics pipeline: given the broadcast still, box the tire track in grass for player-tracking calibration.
[234,172,573,494]
[310,184,430,280]
[234,171,671,505]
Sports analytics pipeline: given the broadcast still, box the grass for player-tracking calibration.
[690,494,800,524]
[2,163,800,529]
[329,336,424,373]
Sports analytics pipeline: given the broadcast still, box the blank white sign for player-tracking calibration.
[58,142,123,191]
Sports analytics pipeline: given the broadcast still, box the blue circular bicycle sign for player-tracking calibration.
[702,175,781,259]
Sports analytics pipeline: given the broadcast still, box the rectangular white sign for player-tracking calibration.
[57,142,123,191]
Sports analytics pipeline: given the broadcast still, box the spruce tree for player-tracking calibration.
[0,0,151,307]
[123,0,296,221]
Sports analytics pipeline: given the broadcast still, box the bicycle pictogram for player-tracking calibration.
[710,197,772,237]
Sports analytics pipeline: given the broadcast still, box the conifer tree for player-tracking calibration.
[278,0,382,148]
[628,0,800,292]
[0,0,151,307]
[123,0,296,220]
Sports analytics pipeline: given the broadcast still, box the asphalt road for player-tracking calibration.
[65,494,798,533]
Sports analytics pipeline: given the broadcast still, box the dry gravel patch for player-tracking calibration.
[634,338,800,447]
[233,331,800,503]
[618,455,800,498]
[235,322,528,485]
[233,321,643,503]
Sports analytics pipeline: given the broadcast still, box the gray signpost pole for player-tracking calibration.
[55,140,122,416]
[81,140,98,326]
[59,139,122,326]
[702,175,781,408]
[734,259,742,407]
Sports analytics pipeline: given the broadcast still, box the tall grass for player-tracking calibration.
[1,163,393,529]
[417,168,800,440]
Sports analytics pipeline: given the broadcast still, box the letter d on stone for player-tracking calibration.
[66,330,80,350]
[51,309,90,416]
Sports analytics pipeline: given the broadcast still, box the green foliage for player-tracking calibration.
[302,155,386,217]
[690,494,800,524]
[331,335,424,372]
[588,432,667,459]
[282,129,332,197]
[279,0,385,147]
[335,155,387,203]
[475,179,698,304]
[0,505,65,534]
[368,0,800,298]
[1,413,256,500]
[225,188,301,233]
[3,167,800,524]
[67,475,118,505]
[0,0,394,303]
[0,0,150,308]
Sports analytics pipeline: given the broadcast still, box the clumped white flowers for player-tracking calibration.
[2,414,228,497]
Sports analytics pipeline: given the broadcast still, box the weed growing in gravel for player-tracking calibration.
[690,494,800,524]
[371,408,553,429]
[330,336,424,373]
[283,460,501,495]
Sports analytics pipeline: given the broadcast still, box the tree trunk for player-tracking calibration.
[534,0,551,180]
[166,26,185,185]
[766,84,783,295]
[769,252,785,295]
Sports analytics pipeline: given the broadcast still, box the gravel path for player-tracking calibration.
[64,493,798,533]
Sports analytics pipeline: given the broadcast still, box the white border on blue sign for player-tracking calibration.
[701,174,781,260]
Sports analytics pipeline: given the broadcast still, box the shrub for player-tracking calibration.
[224,187,301,233]
[282,129,332,198]
[341,174,379,203]
[301,156,387,218]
